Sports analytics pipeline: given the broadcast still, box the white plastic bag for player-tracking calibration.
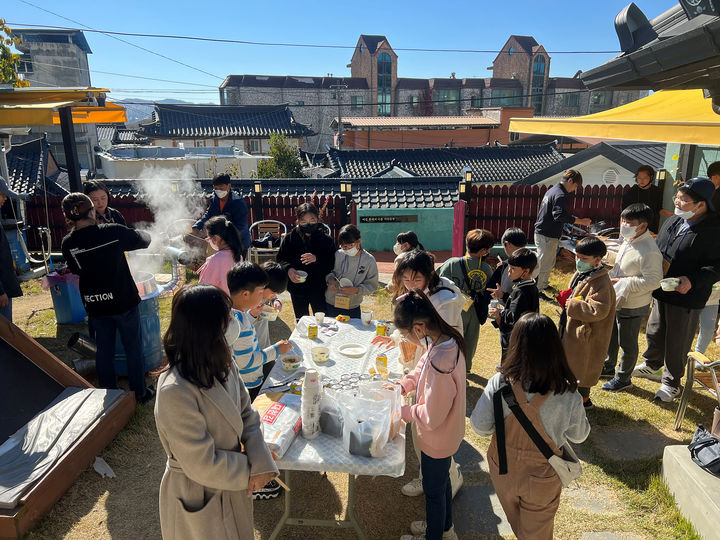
[357,381,403,441]
[338,393,391,458]
[319,389,344,438]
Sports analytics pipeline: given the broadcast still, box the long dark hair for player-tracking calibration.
[391,249,443,301]
[503,313,578,395]
[205,215,244,262]
[397,231,424,251]
[162,284,233,389]
[61,192,95,230]
[393,289,466,365]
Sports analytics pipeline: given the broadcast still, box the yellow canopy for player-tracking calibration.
[0,87,126,126]
[509,89,720,145]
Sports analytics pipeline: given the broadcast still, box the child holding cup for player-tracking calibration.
[325,224,378,319]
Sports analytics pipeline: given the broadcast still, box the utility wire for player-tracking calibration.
[14,3,222,80]
[7,21,623,54]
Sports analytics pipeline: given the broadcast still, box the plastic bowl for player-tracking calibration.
[260,305,278,321]
[311,346,330,364]
[281,355,302,371]
[296,270,308,283]
[660,277,680,291]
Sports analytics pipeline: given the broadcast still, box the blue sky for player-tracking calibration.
[5,0,678,103]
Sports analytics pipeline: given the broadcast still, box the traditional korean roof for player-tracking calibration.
[326,144,563,182]
[138,104,311,139]
[5,136,68,196]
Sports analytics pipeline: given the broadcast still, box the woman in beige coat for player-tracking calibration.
[155,284,278,540]
[560,237,616,408]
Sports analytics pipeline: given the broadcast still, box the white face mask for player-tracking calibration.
[341,246,359,257]
[214,189,228,199]
[393,243,403,255]
[674,206,695,220]
[620,224,638,240]
[224,313,241,346]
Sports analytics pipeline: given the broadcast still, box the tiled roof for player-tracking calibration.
[430,78,463,89]
[462,78,486,89]
[139,104,311,139]
[359,35,389,55]
[486,78,523,89]
[220,75,369,90]
[100,177,459,209]
[547,77,587,90]
[327,144,563,182]
[6,136,67,196]
[396,78,430,90]
[517,141,667,185]
[96,124,149,145]
[334,116,499,129]
[510,35,539,54]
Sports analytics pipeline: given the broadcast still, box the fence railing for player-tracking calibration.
[23,193,351,251]
[467,184,630,241]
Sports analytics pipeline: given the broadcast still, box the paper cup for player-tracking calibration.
[660,278,680,291]
[260,305,278,321]
[281,355,302,371]
[311,346,330,363]
[295,270,308,283]
[361,309,373,325]
[315,311,325,324]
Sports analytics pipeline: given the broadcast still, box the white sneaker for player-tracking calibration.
[401,477,423,497]
[654,384,681,402]
[632,362,663,381]
[450,463,463,498]
[407,522,458,539]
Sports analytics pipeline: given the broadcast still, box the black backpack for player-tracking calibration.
[688,425,720,478]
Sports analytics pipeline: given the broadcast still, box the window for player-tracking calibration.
[351,95,363,109]
[295,100,305,106]
[377,52,392,116]
[562,92,580,108]
[490,89,522,107]
[249,139,260,153]
[219,88,227,105]
[590,91,613,106]
[471,95,483,108]
[531,55,546,113]
[17,54,33,74]
[410,95,420,108]
[508,47,514,56]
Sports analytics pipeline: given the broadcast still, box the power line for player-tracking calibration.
[7,21,623,55]
[14,3,222,80]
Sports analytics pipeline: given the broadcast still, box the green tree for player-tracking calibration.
[0,20,30,87]
[256,134,303,178]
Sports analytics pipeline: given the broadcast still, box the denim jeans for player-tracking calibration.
[324,303,362,319]
[421,452,452,539]
[604,304,649,381]
[695,303,719,354]
[534,233,560,291]
[0,297,12,322]
[91,305,147,400]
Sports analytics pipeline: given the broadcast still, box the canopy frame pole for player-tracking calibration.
[58,106,82,192]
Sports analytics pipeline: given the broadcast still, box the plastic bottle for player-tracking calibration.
[301,369,322,439]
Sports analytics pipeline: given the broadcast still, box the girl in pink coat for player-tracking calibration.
[391,290,466,540]
[198,216,244,295]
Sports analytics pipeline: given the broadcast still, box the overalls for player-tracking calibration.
[487,382,563,540]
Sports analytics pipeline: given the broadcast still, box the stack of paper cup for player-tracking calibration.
[301,369,322,439]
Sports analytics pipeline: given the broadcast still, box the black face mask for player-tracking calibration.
[299,223,319,234]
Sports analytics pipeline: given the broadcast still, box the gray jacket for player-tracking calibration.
[325,249,379,309]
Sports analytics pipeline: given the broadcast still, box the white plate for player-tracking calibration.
[337,343,368,358]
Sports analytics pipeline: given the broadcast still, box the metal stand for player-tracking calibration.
[269,470,367,540]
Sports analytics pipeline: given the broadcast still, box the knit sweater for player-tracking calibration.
[470,373,590,448]
[324,249,379,308]
[399,338,466,459]
[230,309,279,388]
[609,230,663,309]
[198,249,237,295]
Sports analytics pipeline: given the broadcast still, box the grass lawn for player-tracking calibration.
[14,262,717,539]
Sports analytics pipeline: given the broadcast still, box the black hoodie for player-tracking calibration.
[276,226,335,297]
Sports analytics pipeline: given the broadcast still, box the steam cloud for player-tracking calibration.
[127,166,206,276]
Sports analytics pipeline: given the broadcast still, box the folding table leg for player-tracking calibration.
[346,474,367,540]
[268,470,291,540]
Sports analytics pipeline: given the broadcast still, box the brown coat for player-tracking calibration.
[562,268,616,387]
[154,366,278,540]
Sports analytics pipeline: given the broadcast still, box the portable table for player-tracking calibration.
[260,316,406,539]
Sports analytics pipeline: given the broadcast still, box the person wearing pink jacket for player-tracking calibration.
[391,290,466,540]
[198,216,244,295]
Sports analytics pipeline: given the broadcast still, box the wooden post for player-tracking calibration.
[452,200,467,257]
[58,107,82,192]
[253,181,263,222]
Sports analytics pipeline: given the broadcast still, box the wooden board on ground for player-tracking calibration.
[0,316,136,540]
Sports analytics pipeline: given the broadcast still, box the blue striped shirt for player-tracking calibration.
[230,309,279,388]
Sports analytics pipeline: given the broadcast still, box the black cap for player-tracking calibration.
[683,177,716,212]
